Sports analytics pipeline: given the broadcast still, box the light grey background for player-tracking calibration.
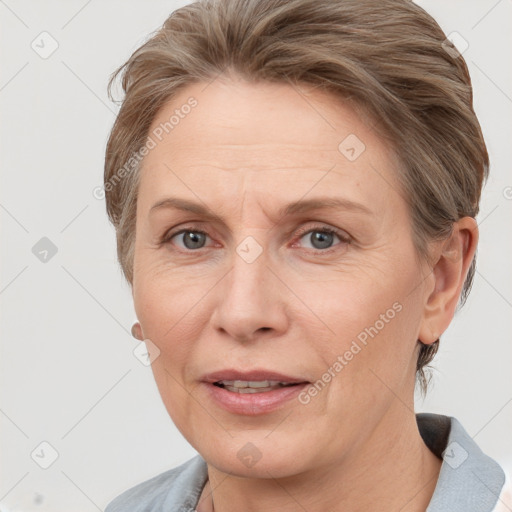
[1,1,511,510]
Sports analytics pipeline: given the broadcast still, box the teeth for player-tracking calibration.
[215,380,296,393]
[225,386,273,393]
[220,380,289,388]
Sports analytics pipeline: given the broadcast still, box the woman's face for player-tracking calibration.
[132,77,435,477]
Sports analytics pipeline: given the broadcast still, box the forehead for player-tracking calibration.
[146,78,383,157]
[138,77,404,216]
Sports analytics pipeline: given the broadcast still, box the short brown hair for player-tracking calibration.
[104,0,489,395]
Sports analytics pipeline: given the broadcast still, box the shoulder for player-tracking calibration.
[494,470,512,512]
[105,454,208,512]
[417,413,507,512]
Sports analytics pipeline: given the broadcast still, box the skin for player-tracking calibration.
[131,74,478,512]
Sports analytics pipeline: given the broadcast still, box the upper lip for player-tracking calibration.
[202,369,309,384]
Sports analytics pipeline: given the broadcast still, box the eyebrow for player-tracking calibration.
[149,196,373,221]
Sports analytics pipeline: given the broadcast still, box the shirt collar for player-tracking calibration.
[417,413,505,511]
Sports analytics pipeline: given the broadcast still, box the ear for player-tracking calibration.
[418,217,478,344]
[131,321,144,341]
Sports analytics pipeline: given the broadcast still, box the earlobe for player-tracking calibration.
[131,321,144,341]
[418,217,478,344]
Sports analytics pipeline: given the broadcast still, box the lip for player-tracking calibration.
[200,368,310,416]
[202,381,309,415]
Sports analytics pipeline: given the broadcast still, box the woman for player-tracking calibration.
[103,0,507,510]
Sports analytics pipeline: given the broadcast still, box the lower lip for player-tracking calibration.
[202,382,309,415]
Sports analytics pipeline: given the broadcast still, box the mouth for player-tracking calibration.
[212,380,302,393]
[202,369,309,389]
[201,369,310,415]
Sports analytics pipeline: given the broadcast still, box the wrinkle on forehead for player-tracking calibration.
[148,143,341,173]
[138,78,406,234]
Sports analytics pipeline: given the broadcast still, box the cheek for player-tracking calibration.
[298,260,422,391]
[134,273,207,424]
[133,270,201,367]
[134,245,212,324]
[133,261,229,400]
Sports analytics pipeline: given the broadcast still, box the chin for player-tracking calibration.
[200,436,314,479]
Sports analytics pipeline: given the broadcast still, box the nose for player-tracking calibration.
[210,246,289,343]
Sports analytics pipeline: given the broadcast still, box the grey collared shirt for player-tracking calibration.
[105,413,506,512]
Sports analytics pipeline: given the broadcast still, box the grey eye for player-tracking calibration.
[300,230,339,250]
[178,231,208,250]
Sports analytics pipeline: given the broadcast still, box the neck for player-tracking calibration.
[197,409,442,512]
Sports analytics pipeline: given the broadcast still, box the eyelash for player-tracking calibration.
[292,225,351,254]
[161,223,351,256]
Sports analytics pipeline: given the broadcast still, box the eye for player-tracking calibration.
[166,229,211,250]
[162,225,350,254]
[295,226,350,252]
